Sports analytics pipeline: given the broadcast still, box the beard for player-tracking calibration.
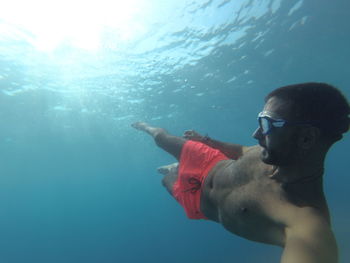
[259,130,301,166]
[260,146,298,166]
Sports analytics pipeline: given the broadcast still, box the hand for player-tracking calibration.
[131,122,148,131]
[183,130,204,141]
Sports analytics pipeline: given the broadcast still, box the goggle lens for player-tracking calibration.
[259,117,270,134]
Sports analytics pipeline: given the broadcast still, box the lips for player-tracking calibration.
[258,141,266,148]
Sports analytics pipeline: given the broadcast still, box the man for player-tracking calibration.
[132,83,349,263]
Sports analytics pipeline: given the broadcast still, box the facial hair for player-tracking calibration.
[260,136,299,166]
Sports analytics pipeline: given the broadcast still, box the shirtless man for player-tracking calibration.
[132,83,350,263]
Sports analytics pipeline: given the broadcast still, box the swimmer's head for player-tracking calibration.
[265,82,350,144]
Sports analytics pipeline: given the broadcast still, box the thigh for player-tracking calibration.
[161,173,178,195]
[155,132,186,160]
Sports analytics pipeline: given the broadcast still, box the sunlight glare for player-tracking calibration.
[0,0,148,51]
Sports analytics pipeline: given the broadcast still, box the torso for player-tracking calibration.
[200,146,329,246]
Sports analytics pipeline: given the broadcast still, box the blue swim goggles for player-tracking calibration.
[258,112,350,135]
[257,111,314,135]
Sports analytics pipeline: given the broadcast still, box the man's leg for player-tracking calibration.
[158,163,179,195]
[132,122,185,195]
[132,122,186,160]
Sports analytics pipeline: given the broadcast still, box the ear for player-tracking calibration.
[297,126,321,149]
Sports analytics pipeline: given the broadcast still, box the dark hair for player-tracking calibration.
[265,82,350,142]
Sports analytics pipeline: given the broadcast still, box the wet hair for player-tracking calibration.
[265,82,350,142]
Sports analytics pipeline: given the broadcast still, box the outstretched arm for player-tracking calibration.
[132,122,186,160]
[183,130,251,160]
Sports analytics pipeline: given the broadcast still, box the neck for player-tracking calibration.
[272,163,329,223]
[271,162,324,185]
[271,148,327,185]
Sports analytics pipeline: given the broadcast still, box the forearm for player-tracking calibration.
[201,136,244,160]
[183,130,249,160]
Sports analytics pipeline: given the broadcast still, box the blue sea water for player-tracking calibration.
[0,0,349,262]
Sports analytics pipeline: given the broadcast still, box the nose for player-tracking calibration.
[252,127,263,140]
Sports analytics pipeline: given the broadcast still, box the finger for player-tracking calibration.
[183,130,193,136]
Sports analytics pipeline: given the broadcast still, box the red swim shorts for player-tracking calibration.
[172,140,229,220]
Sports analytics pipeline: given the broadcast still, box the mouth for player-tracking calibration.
[258,141,266,148]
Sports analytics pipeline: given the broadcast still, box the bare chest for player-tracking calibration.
[202,160,288,246]
[219,180,287,245]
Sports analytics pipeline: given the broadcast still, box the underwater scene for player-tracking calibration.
[0,0,349,262]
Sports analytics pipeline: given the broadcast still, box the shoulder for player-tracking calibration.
[242,145,261,155]
[282,207,338,263]
[286,208,334,237]
[281,206,333,239]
